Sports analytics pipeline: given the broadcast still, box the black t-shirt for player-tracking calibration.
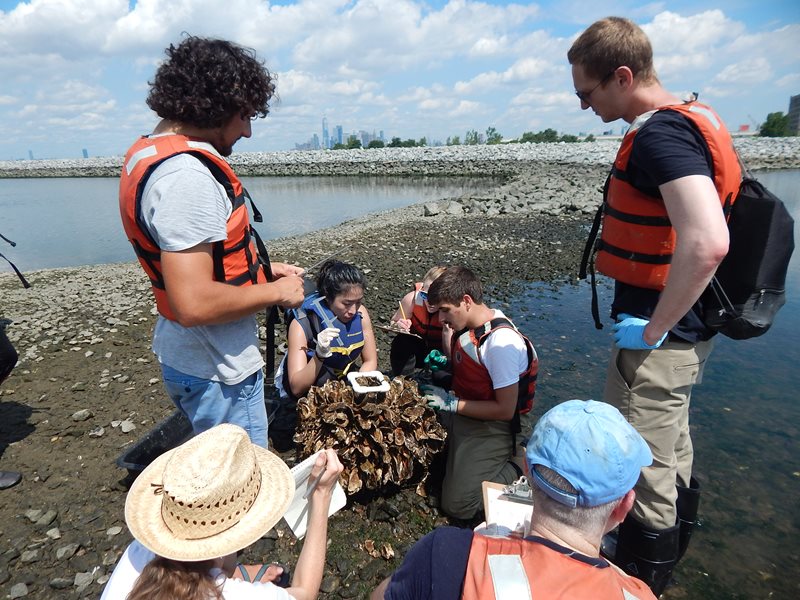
[611,109,717,342]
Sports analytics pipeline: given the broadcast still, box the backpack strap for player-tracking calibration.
[0,234,30,289]
[473,317,534,455]
[578,173,611,331]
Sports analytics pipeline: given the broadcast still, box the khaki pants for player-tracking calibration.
[440,413,518,520]
[604,338,713,529]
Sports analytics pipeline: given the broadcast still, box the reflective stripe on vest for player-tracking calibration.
[487,554,532,600]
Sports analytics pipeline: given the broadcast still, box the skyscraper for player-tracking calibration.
[788,94,800,136]
[335,125,343,146]
[322,116,329,150]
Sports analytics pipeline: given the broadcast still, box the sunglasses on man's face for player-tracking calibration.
[575,70,616,103]
[418,290,428,302]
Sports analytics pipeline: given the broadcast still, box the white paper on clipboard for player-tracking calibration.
[481,481,533,536]
[282,451,347,539]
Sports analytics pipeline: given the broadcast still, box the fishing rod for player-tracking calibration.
[301,246,351,278]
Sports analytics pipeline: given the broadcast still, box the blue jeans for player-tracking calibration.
[161,364,268,448]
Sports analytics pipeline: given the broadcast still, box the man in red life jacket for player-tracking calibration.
[568,17,740,594]
[420,266,538,521]
[370,399,657,600]
[119,37,304,448]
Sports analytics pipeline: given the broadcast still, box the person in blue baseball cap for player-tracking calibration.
[370,399,657,600]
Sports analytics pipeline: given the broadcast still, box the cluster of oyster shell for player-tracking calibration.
[294,376,446,494]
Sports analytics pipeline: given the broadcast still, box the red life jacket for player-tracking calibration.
[450,316,537,414]
[596,102,741,290]
[119,134,268,321]
[409,282,443,350]
[461,533,656,600]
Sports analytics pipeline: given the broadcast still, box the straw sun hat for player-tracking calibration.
[125,424,295,561]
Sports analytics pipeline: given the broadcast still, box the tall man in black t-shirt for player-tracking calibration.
[568,17,741,596]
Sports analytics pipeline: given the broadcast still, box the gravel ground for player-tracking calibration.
[1,140,798,599]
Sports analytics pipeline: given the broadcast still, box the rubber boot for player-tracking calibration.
[676,477,701,561]
[613,516,680,597]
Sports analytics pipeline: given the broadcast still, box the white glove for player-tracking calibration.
[421,385,458,413]
[315,327,340,359]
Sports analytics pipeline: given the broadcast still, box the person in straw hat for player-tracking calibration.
[101,423,342,600]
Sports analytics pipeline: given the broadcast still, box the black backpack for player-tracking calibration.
[701,173,794,340]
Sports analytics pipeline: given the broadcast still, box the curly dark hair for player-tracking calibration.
[147,36,276,129]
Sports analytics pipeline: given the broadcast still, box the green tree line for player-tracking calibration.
[330,126,597,150]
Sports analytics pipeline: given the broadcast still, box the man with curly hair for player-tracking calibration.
[119,36,305,448]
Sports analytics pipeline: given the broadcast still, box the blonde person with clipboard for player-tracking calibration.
[388,265,450,377]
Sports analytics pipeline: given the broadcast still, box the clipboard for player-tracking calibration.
[481,481,533,536]
[375,324,422,339]
[282,451,347,539]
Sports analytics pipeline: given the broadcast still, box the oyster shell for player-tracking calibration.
[294,377,447,494]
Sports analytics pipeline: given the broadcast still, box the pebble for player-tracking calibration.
[72,409,92,421]
[49,578,72,589]
[9,583,28,598]
[24,509,43,523]
[120,420,136,433]
[36,510,58,526]
[74,571,94,587]
[56,543,80,560]
[88,426,105,438]
[106,526,123,536]
[46,528,61,540]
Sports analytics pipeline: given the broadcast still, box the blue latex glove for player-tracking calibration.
[420,384,458,413]
[423,349,449,372]
[612,313,668,350]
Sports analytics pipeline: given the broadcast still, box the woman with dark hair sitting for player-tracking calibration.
[271,259,378,450]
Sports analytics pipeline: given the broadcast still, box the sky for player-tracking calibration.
[0,0,798,160]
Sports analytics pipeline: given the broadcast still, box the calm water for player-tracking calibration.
[0,175,500,271]
[504,169,800,598]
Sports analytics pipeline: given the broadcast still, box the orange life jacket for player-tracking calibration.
[596,102,741,290]
[461,533,656,600]
[119,134,268,321]
[450,316,537,414]
[409,282,443,350]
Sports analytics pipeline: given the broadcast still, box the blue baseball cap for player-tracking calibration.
[526,400,652,508]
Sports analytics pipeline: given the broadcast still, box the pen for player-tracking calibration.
[303,471,322,500]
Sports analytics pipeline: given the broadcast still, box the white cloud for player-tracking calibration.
[455,58,550,95]
[450,100,481,117]
[0,1,797,158]
[775,73,800,88]
[714,57,773,85]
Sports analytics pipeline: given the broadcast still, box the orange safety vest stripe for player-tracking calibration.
[596,102,741,290]
[119,134,267,321]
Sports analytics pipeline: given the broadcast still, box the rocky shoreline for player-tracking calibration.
[0,145,797,599]
[1,136,799,179]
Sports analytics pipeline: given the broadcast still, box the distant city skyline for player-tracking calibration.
[0,1,798,160]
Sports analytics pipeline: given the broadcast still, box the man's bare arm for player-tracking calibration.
[160,244,304,326]
[643,175,729,345]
